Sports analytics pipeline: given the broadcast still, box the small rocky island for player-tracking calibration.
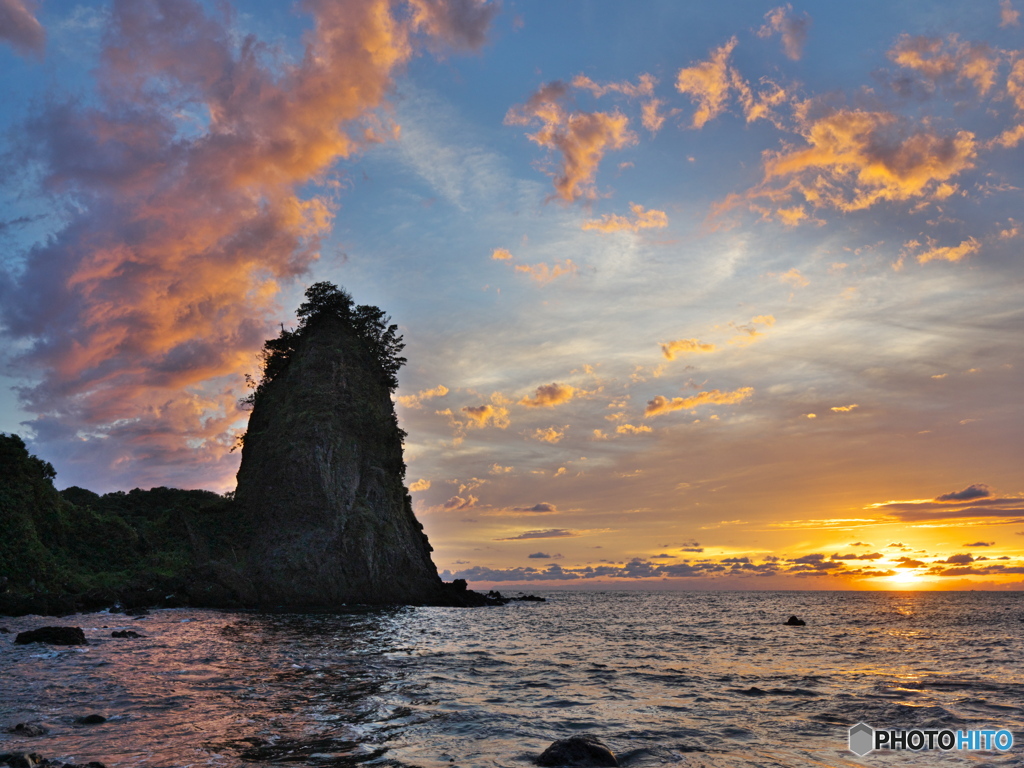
[0,283,521,615]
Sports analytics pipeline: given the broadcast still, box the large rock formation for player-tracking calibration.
[233,283,446,606]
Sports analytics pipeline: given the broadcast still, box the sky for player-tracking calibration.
[2,0,1023,591]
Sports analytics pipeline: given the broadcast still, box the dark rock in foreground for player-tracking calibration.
[537,735,618,767]
[110,630,142,638]
[785,615,806,626]
[14,627,86,645]
[74,715,106,726]
[0,753,107,768]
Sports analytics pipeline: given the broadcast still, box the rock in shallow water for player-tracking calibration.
[785,615,806,626]
[13,627,86,645]
[537,735,618,767]
[6,723,48,737]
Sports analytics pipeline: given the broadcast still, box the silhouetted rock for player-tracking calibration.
[537,735,618,767]
[73,715,105,725]
[234,284,449,607]
[6,723,48,737]
[110,630,142,638]
[0,628,8,633]
[738,686,768,696]
[785,615,806,626]
[14,627,86,646]
[0,753,43,768]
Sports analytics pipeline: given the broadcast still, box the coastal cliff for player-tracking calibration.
[234,283,445,606]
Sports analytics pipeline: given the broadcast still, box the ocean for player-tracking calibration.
[1,590,1022,767]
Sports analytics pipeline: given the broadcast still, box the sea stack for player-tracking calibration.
[234,282,445,607]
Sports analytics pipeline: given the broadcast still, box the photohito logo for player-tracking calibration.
[848,722,1014,756]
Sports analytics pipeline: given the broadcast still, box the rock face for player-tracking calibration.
[234,284,444,607]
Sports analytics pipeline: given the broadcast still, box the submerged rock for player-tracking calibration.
[73,715,106,726]
[14,627,86,645]
[234,283,447,607]
[6,724,48,737]
[537,735,618,767]
[785,615,806,626]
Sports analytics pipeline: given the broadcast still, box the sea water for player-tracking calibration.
[1,590,1022,767]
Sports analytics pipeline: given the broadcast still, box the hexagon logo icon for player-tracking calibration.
[849,722,874,756]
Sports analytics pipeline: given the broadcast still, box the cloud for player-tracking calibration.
[675,38,738,128]
[443,494,478,510]
[513,259,579,285]
[660,338,717,360]
[571,73,656,99]
[528,551,562,559]
[396,384,449,408]
[1002,0,1021,27]
[778,268,809,288]
[645,387,754,417]
[641,99,666,133]
[461,403,511,429]
[491,247,513,260]
[888,34,1001,97]
[409,478,431,492]
[747,107,978,219]
[757,4,810,61]
[675,37,786,129]
[532,426,566,443]
[830,404,859,413]
[0,0,495,491]
[513,502,559,513]
[582,203,668,234]
[495,528,579,540]
[405,0,499,51]
[489,463,514,474]
[729,315,775,344]
[868,486,1024,523]
[937,483,991,501]
[0,0,44,56]
[963,541,995,547]
[616,423,651,435]
[505,81,635,201]
[519,382,577,407]
[913,237,981,264]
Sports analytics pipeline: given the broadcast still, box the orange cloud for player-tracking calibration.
[640,100,665,134]
[752,107,977,217]
[831,404,859,413]
[616,423,652,435]
[520,383,577,407]
[915,237,981,264]
[462,403,511,429]
[779,268,809,288]
[645,387,754,417]
[582,203,668,234]
[571,73,656,99]
[506,82,635,201]
[675,38,788,128]
[888,34,1001,96]
[491,247,513,260]
[443,494,478,511]
[409,478,431,492]
[757,4,811,61]
[660,338,717,360]
[676,38,738,128]
[729,315,776,344]
[513,259,579,284]
[532,426,567,443]
[396,384,449,408]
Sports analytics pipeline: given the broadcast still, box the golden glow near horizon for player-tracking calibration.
[1,1,1023,591]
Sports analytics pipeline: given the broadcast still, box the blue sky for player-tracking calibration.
[2,0,1023,589]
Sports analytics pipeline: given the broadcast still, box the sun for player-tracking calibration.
[886,570,929,589]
